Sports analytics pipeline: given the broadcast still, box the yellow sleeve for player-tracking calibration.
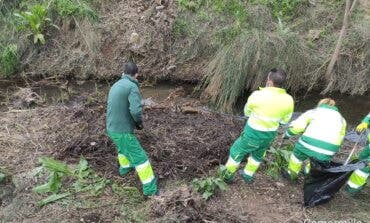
[281,97,294,125]
[244,91,259,117]
[287,110,314,136]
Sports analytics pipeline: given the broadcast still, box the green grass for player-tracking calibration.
[53,0,98,21]
[250,0,308,20]
[0,44,19,76]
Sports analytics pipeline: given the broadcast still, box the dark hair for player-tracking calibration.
[124,62,138,76]
[268,68,286,88]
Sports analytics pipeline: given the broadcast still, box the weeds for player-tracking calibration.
[197,28,321,112]
[14,3,58,44]
[172,16,192,38]
[33,157,112,206]
[265,144,293,179]
[250,0,307,20]
[192,176,227,200]
[53,0,98,21]
[0,44,19,76]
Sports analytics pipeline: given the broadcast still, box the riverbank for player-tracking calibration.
[0,81,369,222]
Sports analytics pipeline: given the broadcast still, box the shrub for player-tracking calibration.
[0,44,19,76]
[14,3,58,44]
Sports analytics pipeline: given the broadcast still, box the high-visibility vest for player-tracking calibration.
[244,87,294,132]
[287,104,347,159]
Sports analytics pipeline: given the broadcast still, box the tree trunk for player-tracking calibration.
[324,0,352,82]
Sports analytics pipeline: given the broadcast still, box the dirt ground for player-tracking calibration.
[0,86,369,223]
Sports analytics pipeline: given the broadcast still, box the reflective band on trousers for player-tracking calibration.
[225,156,240,173]
[298,139,335,156]
[248,119,278,132]
[243,169,255,177]
[118,154,131,168]
[136,160,150,170]
[354,169,370,178]
[135,160,155,184]
[347,181,361,189]
[291,154,303,164]
[243,157,261,177]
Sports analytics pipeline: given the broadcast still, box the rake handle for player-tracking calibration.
[344,132,364,165]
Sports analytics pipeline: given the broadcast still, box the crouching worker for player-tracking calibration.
[283,98,346,181]
[221,68,294,183]
[346,112,370,194]
[106,62,158,196]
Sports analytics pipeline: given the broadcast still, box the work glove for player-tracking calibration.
[355,122,368,133]
[135,121,143,130]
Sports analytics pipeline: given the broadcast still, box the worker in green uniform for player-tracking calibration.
[221,68,294,183]
[346,112,370,194]
[106,62,158,196]
[282,98,347,180]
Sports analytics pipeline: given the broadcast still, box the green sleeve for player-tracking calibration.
[128,86,143,123]
[362,112,370,124]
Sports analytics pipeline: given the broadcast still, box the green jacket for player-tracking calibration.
[106,74,143,133]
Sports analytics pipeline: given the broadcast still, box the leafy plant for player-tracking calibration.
[14,3,58,44]
[0,44,19,76]
[33,157,112,207]
[192,176,227,200]
[266,144,293,179]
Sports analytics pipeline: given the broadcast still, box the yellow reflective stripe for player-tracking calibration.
[247,119,278,131]
[142,175,155,184]
[347,170,368,189]
[136,160,150,169]
[243,169,254,177]
[243,156,261,176]
[248,156,261,166]
[290,154,303,164]
[135,161,155,184]
[347,181,361,189]
[298,139,335,156]
[118,154,130,168]
[225,156,240,173]
[288,154,303,174]
[354,170,369,179]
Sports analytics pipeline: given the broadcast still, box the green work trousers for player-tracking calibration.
[108,131,157,196]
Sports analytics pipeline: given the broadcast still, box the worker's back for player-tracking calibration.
[303,105,346,146]
[106,75,142,133]
[245,87,294,137]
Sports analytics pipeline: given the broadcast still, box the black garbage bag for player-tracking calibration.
[303,159,367,207]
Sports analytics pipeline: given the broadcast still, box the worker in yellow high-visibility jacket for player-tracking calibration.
[283,98,347,180]
[221,68,294,183]
[346,112,370,194]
